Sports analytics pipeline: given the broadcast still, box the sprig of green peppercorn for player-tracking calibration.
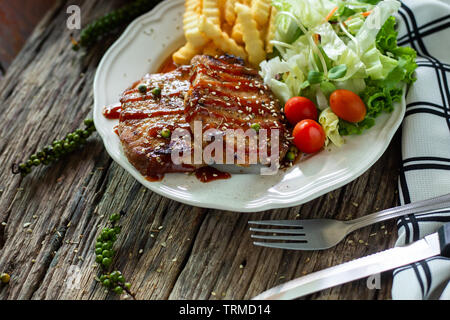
[95,211,133,298]
[12,119,96,177]
[72,0,158,51]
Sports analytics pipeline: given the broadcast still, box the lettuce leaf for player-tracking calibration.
[319,108,345,146]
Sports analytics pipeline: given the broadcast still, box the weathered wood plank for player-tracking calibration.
[0,0,401,300]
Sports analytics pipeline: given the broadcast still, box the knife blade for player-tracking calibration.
[253,223,450,300]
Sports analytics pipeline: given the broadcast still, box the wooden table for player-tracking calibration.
[0,0,401,300]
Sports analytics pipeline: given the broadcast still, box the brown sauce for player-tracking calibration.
[103,102,122,120]
[195,166,231,183]
[145,174,165,182]
[158,54,178,73]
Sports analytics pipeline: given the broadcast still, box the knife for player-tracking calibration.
[253,223,450,300]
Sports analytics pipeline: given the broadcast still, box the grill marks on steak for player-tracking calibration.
[185,55,289,165]
[117,54,290,179]
[117,65,196,179]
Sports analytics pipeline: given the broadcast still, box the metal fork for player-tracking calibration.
[249,193,450,250]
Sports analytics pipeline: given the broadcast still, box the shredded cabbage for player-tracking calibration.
[259,0,417,146]
[319,108,345,147]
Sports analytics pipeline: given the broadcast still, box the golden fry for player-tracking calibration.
[231,23,244,44]
[235,3,266,67]
[173,42,201,65]
[221,23,234,37]
[202,41,224,56]
[202,0,221,25]
[184,0,209,48]
[224,0,238,24]
[198,15,247,59]
[251,0,271,27]
[265,6,277,53]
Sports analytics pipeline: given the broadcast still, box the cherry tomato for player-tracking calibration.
[329,89,366,123]
[293,119,326,154]
[284,97,318,125]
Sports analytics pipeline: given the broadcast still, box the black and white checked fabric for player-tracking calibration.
[392,0,450,300]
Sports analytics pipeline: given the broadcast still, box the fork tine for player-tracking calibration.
[253,242,317,251]
[251,235,306,241]
[249,227,305,234]
[248,220,303,227]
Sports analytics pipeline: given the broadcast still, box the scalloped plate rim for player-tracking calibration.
[93,0,406,212]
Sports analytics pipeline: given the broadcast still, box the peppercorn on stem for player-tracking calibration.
[72,0,158,51]
[12,119,96,176]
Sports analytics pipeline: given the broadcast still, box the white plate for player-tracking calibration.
[93,0,406,212]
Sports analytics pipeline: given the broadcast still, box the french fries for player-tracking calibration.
[202,0,221,25]
[184,0,208,48]
[251,0,271,27]
[235,3,266,67]
[198,15,247,59]
[173,42,202,65]
[231,23,244,44]
[225,0,238,25]
[178,0,275,65]
[202,41,224,56]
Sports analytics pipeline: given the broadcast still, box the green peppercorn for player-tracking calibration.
[138,84,147,94]
[102,257,112,267]
[84,119,94,127]
[30,154,38,161]
[26,160,33,167]
[0,273,10,284]
[110,271,119,282]
[109,213,120,222]
[102,250,112,258]
[286,152,296,162]
[113,286,123,294]
[72,134,80,142]
[251,123,261,132]
[99,275,107,282]
[102,279,111,288]
[289,145,298,153]
[152,87,161,97]
[124,282,131,290]
[117,275,125,283]
[107,229,116,239]
[102,242,112,251]
[33,159,41,166]
[160,128,171,139]
[95,242,103,249]
[96,255,103,263]
[95,248,103,255]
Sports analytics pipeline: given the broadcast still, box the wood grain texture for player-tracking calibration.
[0,0,400,300]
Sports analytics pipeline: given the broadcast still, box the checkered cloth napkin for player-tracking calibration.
[391,0,450,299]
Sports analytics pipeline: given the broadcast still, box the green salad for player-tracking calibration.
[259,0,417,147]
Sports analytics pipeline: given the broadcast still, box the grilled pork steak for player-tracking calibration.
[185,55,289,166]
[117,65,197,179]
[117,55,289,179]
